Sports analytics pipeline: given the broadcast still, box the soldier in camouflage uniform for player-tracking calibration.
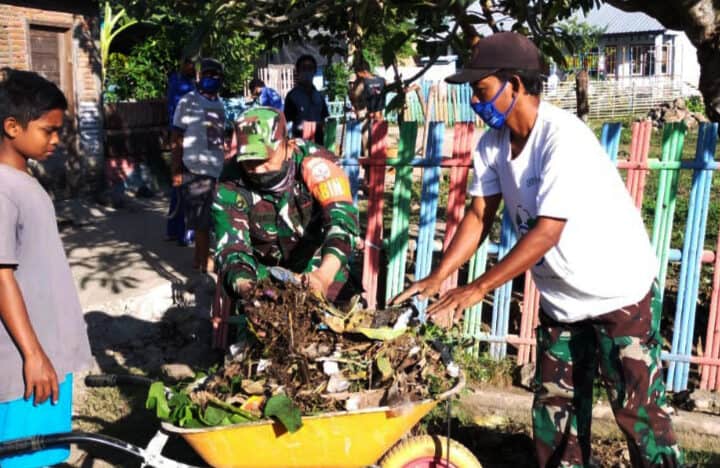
[395,32,683,467]
[212,107,359,303]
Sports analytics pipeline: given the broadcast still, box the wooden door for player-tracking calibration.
[29,24,74,115]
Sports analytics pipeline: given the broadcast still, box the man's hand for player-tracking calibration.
[425,283,488,328]
[304,270,333,297]
[23,351,59,405]
[234,278,253,296]
[391,274,443,305]
[172,172,183,187]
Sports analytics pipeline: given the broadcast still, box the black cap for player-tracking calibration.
[445,32,542,84]
[200,58,224,75]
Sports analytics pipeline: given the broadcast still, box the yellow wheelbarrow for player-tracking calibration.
[0,374,481,468]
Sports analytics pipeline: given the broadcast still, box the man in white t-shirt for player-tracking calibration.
[171,58,226,272]
[393,32,682,467]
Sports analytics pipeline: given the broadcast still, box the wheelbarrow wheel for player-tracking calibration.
[380,434,481,468]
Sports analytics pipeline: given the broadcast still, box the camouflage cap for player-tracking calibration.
[235,107,286,161]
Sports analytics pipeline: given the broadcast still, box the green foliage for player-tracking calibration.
[263,395,303,433]
[104,29,177,101]
[145,379,303,433]
[362,20,416,70]
[324,61,351,101]
[100,1,138,84]
[103,0,264,100]
[686,95,705,114]
[454,350,516,387]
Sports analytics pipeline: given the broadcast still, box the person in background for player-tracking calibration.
[284,54,329,145]
[248,78,283,110]
[349,57,385,164]
[166,56,196,246]
[171,58,226,273]
[0,68,93,468]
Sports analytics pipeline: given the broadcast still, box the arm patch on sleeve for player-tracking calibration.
[302,157,352,206]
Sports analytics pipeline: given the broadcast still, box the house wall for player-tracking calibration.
[0,2,103,197]
[669,31,701,90]
[594,31,700,95]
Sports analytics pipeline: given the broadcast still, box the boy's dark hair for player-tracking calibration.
[248,78,265,90]
[296,54,317,70]
[494,69,545,96]
[0,68,67,136]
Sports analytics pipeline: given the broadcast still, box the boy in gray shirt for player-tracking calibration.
[0,68,92,467]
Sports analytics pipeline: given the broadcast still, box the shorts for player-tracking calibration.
[0,373,73,468]
[182,172,217,231]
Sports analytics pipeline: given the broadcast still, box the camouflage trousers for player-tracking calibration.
[532,289,684,468]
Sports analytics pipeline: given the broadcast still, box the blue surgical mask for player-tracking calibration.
[199,76,222,94]
[470,81,517,130]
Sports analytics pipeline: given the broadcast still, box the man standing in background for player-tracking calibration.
[171,58,226,273]
[284,54,329,145]
[166,56,196,246]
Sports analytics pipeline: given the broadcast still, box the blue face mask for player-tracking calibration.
[470,81,517,130]
[199,76,222,94]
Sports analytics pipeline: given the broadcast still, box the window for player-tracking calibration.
[630,45,655,76]
[658,45,672,75]
[604,46,617,77]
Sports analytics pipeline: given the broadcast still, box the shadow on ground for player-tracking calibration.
[59,196,195,304]
[63,281,223,467]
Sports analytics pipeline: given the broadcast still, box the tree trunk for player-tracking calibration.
[576,69,589,122]
[697,40,720,122]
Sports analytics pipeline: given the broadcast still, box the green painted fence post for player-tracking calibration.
[385,122,418,304]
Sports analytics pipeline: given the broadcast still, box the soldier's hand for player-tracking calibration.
[172,173,183,187]
[234,278,253,296]
[391,274,443,305]
[303,270,332,297]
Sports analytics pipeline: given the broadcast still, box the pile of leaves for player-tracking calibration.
[146,279,460,432]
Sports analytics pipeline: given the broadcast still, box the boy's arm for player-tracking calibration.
[171,96,188,187]
[0,267,59,405]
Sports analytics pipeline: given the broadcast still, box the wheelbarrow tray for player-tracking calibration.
[162,378,463,468]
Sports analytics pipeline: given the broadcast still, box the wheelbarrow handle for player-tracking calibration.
[0,432,140,457]
[0,431,202,468]
[85,374,154,388]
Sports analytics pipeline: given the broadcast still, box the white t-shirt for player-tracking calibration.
[468,102,657,322]
[173,91,226,178]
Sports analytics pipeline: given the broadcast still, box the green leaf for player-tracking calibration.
[200,405,231,426]
[376,355,393,381]
[263,395,303,433]
[353,326,407,341]
[145,382,171,420]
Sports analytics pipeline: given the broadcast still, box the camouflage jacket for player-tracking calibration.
[212,140,359,299]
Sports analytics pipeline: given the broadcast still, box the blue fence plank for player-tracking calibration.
[667,122,719,391]
[490,210,517,359]
[600,122,623,162]
[414,123,444,317]
[342,120,362,207]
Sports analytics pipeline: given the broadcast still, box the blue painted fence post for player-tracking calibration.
[667,122,719,391]
[414,122,444,318]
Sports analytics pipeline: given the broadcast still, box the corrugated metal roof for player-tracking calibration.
[582,4,665,35]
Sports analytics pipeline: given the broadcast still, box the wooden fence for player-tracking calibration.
[316,118,720,393]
